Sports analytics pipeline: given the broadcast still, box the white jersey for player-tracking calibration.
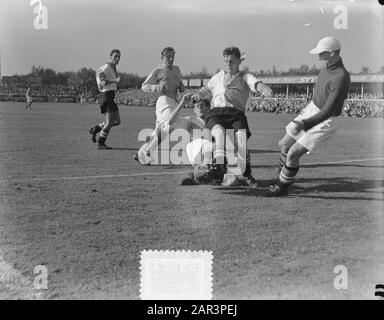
[198,69,260,113]
[96,63,118,92]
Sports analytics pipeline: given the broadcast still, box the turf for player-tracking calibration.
[0,102,383,299]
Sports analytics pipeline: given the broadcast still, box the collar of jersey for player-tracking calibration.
[326,57,343,70]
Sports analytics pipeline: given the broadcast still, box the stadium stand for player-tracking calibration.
[1,74,383,118]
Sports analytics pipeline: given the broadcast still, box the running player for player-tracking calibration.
[25,87,32,110]
[266,36,351,196]
[192,46,272,187]
[89,49,121,149]
[134,92,199,165]
[141,47,185,126]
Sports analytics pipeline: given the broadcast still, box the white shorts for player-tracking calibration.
[156,96,177,124]
[286,101,340,152]
[27,97,32,103]
[186,138,213,166]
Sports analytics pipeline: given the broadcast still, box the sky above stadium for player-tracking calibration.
[0,0,383,76]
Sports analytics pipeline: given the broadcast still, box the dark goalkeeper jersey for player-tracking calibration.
[303,57,350,131]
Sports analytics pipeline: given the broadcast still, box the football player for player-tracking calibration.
[266,37,351,196]
[89,49,121,149]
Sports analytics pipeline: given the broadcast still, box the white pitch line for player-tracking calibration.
[0,170,190,183]
[305,157,384,166]
[0,157,383,183]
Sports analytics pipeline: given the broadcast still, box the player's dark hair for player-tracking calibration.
[333,49,340,55]
[161,47,175,56]
[193,98,210,108]
[222,46,241,59]
[110,49,121,56]
[200,99,210,107]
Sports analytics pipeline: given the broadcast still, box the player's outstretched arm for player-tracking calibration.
[256,82,273,97]
[168,93,193,126]
[243,72,272,97]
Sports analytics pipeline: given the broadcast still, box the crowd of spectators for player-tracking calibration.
[0,83,79,97]
[343,99,384,118]
[113,89,384,118]
[1,84,383,118]
[248,95,308,114]
[115,88,158,107]
[348,92,384,100]
[247,96,384,118]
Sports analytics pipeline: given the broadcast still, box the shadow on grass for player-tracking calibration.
[248,149,280,154]
[108,147,139,151]
[302,163,384,169]
[217,177,384,201]
[121,147,280,154]
[251,163,384,170]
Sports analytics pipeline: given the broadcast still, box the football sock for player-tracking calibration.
[98,128,110,145]
[279,152,287,170]
[213,147,225,165]
[94,122,104,134]
[201,141,213,166]
[243,150,252,177]
[278,165,299,188]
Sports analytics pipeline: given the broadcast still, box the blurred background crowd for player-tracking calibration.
[1,84,383,118]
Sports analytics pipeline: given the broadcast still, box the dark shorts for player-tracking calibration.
[205,107,251,139]
[99,91,119,114]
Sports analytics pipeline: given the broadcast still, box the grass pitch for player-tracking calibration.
[0,102,383,299]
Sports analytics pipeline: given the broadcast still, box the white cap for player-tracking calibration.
[309,36,341,54]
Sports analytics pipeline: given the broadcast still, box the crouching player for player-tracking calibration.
[134,93,208,165]
[266,37,351,196]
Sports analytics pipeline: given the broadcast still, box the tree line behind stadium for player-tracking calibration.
[1,64,383,118]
